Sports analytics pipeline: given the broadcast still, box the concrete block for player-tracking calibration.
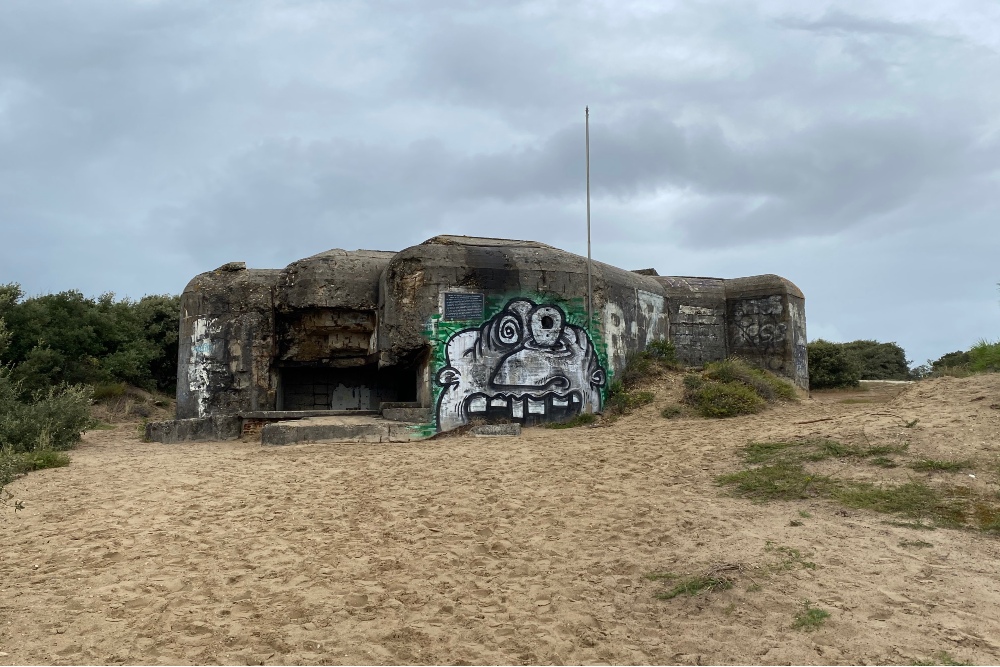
[145,415,241,444]
[471,423,522,437]
[260,416,427,445]
[382,407,433,422]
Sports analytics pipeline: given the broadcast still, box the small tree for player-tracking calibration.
[841,340,911,381]
[807,340,861,389]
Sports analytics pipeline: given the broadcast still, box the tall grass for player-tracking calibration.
[969,339,1000,373]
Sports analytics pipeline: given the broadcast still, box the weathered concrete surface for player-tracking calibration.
[382,407,433,422]
[260,416,424,445]
[378,235,669,376]
[238,410,378,419]
[171,235,808,440]
[145,415,241,444]
[658,276,728,367]
[472,423,522,437]
[657,274,808,390]
[725,275,808,391]
[176,266,281,420]
[278,249,394,311]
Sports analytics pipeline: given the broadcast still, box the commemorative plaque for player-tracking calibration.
[443,292,484,321]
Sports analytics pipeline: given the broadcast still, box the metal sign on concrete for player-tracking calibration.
[443,292,485,321]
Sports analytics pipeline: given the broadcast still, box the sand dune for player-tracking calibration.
[2,374,1000,665]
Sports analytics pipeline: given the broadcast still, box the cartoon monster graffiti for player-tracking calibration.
[435,299,607,431]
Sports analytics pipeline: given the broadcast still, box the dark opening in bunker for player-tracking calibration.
[278,365,417,411]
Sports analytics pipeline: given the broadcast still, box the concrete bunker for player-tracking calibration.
[150,235,807,443]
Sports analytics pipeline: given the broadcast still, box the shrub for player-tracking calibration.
[607,384,655,414]
[807,340,861,389]
[603,345,669,418]
[682,373,704,390]
[841,340,911,381]
[932,350,971,372]
[92,382,127,401]
[704,358,796,401]
[646,340,678,365]
[686,381,766,418]
[969,339,1000,373]
[0,368,93,454]
[0,284,180,394]
[617,352,654,388]
[661,404,683,419]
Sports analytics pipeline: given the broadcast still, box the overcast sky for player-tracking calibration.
[2,0,998,365]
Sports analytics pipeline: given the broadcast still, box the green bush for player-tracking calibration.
[932,350,971,372]
[682,358,794,418]
[704,358,796,401]
[682,373,704,390]
[807,340,861,389]
[841,340,911,381]
[686,381,766,418]
[661,404,683,419]
[0,284,180,394]
[0,368,93,454]
[606,383,655,414]
[646,340,678,365]
[969,339,1000,373]
[617,352,654,388]
[92,382,127,401]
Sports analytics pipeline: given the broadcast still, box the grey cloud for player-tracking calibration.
[775,9,929,37]
[2,0,998,365]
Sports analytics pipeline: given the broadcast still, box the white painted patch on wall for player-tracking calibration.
[637,290,667,346]
[188,317,220,418]
[602,301,628,374]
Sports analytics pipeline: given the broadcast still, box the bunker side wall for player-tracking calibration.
[176,268,281,419]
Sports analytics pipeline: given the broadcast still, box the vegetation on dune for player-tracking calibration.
[0,367,92,511]
[717,437,1000,532]
[0,283,176,513]
[0,283,180,395]
[968,338,1000,374]
[601,340,678,420]
[682,358,796,418]
[807,340,862,389]
[792,601,831,631]
[807,336,1000,386]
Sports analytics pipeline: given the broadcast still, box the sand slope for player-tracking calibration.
[2,374,1000,665]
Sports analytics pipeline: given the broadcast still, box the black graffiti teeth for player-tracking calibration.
[463,391,584,423]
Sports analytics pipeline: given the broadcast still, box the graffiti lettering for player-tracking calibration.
[435,299,607,431]
[730,296,786,370]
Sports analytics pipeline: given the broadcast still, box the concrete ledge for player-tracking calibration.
[239,410,378,419]
[382,407,433,422]
[145,415,241,444]
[472,423,522,437]
[260,416,426,445]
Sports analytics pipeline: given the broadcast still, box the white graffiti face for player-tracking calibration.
[436,299,607,432]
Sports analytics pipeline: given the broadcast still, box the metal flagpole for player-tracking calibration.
[586,106,593,328]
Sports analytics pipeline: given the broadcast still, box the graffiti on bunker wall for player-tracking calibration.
[433,298,607,432]
[729,296,787,369]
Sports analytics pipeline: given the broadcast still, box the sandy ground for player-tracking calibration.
[2,374,1000,665]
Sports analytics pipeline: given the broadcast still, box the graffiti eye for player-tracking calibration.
[591,369,606,386]
[529,306,563,347]
[497,315,521,345]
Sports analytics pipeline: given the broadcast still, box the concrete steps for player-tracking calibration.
[260,415,429,445]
